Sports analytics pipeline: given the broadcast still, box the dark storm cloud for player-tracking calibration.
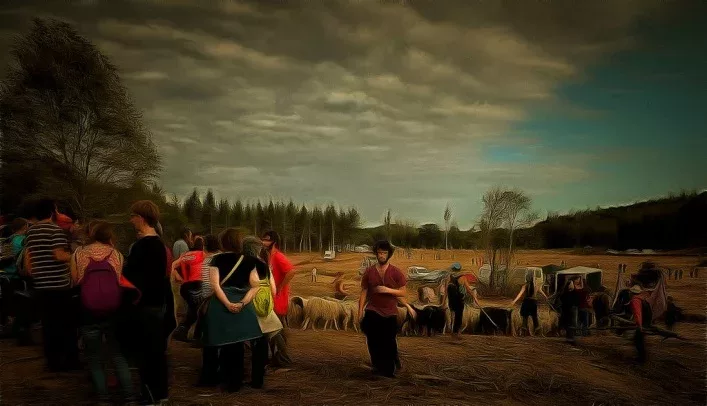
[0,0,687,226]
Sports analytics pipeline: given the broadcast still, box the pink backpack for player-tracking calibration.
[80,252,122,317]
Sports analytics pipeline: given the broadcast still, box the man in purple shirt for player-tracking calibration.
[358,240,407,377]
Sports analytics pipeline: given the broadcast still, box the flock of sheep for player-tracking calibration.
[286,295,561,338]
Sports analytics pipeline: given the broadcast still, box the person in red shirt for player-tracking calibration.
[628,284,651,362]
[261,230,295,366]
[359,240,407,377]
[171,236,205,341]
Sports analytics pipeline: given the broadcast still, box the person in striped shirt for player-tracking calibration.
[23,198,79,372]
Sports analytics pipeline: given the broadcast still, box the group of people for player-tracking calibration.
[0,198,301,405]
[166,227,295,391]
[0,199,668,404]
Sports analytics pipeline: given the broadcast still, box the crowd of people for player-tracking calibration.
[0,198,302,405]
[0,197,671,404]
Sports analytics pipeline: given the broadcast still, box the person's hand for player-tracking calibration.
[409,307,417,320]
[374,286,391,294]
[227,302,244,313]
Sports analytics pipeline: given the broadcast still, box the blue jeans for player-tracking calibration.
[80,321,132,398]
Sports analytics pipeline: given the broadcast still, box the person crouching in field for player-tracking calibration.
[359,240,407,377]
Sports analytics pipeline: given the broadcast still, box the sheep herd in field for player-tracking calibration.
[286,295,561,338]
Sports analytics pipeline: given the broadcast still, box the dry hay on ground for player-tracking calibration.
[2,324,705,406]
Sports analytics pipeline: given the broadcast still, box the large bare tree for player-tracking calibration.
[0,18,160,218]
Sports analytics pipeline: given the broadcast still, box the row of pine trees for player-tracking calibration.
[176,188,362,252]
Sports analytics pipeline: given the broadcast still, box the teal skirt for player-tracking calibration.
[203,287,263,347]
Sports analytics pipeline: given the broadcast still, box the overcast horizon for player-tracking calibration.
[1,1,705,229]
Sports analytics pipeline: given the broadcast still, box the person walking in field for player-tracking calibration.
[359,240,407,377]
[511,271,550,336]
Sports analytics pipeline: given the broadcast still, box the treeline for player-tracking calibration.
[355,191,707,252]
[175,189,362,252]
[530,191,707,250]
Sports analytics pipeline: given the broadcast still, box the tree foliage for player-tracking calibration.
[0,18,160,218]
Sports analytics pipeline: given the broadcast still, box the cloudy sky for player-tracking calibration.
[1,1,705,228]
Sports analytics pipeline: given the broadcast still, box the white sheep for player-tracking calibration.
[287,296,309,328]
[301,296,345,331]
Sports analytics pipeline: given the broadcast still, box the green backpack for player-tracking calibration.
[253,270,274,318]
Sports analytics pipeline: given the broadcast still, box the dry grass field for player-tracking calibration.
[1,249,705,405]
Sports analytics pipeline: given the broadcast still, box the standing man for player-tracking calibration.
[23,198,79,371]
[447,272,482,339]
[173,227,192,260]
[262,230,295,366]
[359,240,407,377]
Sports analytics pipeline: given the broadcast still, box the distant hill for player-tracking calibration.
[358,191,707,251]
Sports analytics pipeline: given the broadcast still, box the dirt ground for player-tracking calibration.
[1,249,705,405]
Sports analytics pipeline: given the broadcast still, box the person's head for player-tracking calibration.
[203,234,221,253]
[35,198,56,221]
[11,217,29,235]
[129,200,160,234]
[373,240,394,265]
[88,221,115,246]
[261,230,280,251]
[219,227,242,253]
[192,236,204,251]
[181,227,193,245]
[242,236,264,259]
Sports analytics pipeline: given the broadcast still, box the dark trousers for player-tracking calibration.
[361,310,398,377]
[179,281,202,332]
[451,301,464,334]
[634,328,646,362]
[200,346,220,385]
[134,307,169,401]
[37,289,79,371]
[0,278,26,327]
[521,298,540,333]
[564,306,578,342]
[219,336,268,391]
[447,285,464,334]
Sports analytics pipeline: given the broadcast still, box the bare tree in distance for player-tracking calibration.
[444,203,452,250]
[501,189,538,267]
[384,209,392,243]
[477,187,508,290]
[0,18,161,218]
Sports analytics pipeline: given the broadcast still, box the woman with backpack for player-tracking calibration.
[241,236,288,365]
[202,228,267,392]
[70,221,134,403]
